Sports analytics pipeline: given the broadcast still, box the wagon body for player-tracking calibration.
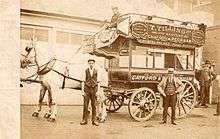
[85,13,206,121]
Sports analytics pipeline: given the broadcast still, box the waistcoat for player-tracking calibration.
[85,68,98,88]
[165,77,176,95]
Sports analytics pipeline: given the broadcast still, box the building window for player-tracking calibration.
[155,53,165,69]
[164,53,175,68]
[187,54,194,70]
[110,45,194,70]
[175,52,194,70]
[56,31,69,44]
[132,47,146,68]
[131,46,154,68]
[20,26,49,42]
[147,52,154,68]
[20,27,34,40]
[35,29,48,42]
[119,48,129,68]
[119,56,129,67]
[70,33,83,45]
[176,55,187,70]
[56,31,84,45]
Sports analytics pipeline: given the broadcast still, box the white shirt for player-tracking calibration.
[82,67,101,82]
[89,67,94,77]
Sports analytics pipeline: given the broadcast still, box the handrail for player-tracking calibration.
[119,13,201,25]
[89,12,202,39]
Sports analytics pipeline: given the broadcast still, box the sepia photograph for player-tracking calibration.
[0,0,220,139]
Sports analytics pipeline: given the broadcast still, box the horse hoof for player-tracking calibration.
[44,113,51,119]
[47,118,56,122]
[32,112,39,117]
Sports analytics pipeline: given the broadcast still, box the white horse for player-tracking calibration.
[20,41,58,122]
[20,38,78,122]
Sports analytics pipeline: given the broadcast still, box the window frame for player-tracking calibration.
[128,46,195,71]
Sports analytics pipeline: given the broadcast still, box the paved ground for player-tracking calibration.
[21,105,220,139]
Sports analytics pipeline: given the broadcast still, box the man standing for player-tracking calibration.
[199,60,216,107]
[109,6,121,28]
[158,68,183,125]
[80,58,100,126]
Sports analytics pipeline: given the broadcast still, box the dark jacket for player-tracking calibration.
[199,69,216,86]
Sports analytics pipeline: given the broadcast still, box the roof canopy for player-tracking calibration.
[83,13,206,58]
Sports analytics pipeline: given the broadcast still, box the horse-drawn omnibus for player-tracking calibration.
[85,13,206,121]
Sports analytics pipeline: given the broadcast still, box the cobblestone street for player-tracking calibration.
[21,104,220,139]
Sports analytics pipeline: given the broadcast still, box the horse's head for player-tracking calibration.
[20,37,37,69]
[25,45,33,53]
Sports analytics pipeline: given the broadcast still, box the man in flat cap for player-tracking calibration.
[199,60,216,107]
[109,6,121,28]
[80,58,100,126]
[158,68,184,125]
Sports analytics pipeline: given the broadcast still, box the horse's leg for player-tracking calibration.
[46,82,57,122]
[32,85,46,117]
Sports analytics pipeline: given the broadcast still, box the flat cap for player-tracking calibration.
[88,58,95,62]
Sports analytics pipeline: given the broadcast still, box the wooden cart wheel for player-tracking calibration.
[174,80,197,118]
[104,90,124,112]
[128,87,157,122]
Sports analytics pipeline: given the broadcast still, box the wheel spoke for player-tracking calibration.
[143,91,147,98]
[146,93,152,101]
[182,97,193,105]
[167,80,196,119]
[115,99,121,106]
[147,98,155,103]
[112,101,116,110]
[135,95,141,102]
[105,99,110,105]
[183,86,192,94]
[182,101,191,109]
[132,102,140,105]
[109,101,113,110]
[133,107,140,116]
[139,110,142,118]
[178,103,181,116]
[180,101,187,114]
[183,92,194,98]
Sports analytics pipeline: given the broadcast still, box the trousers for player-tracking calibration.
[163,94,177,122]
[82,86,97,122]
[200,81,210,106]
